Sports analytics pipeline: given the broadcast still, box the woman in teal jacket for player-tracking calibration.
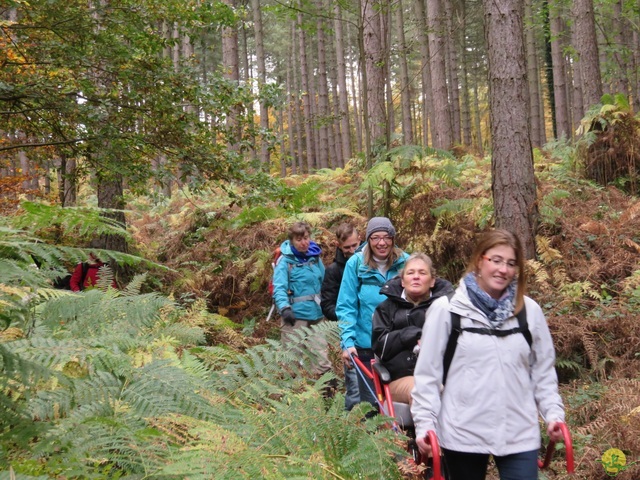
[272,221,330,376]
[336,217,408,408]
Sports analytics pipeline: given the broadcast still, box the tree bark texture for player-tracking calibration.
[427,0,453,149]
[298,13,316,172]
[96,173,128,253]
[414,0,435,146]
[550,11,571,139]
[252,0,270,166]
[573,0,603,108]
[445,0,461,145]
[316,5,330,169]
[396,0,414,145]
[362,0,388,146]
[334,4,352,164]
[222,0,241,142]
[484,0,538,258]
[524,0,543,147]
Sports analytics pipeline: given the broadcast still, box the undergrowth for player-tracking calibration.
[2,142,639,478]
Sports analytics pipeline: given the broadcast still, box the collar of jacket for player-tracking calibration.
[332,247,349,266]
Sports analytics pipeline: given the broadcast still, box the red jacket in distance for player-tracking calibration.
[69,261,117,291]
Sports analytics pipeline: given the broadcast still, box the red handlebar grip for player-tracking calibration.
[426,430,443,480]
[539,423,575,474]
[560,422,575,473]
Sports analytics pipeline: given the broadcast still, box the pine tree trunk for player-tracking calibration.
[58,155,77,206]
[384,8,394,145]
[445,0,461,145]
[484,0,538,257]
[362,0,388,146]
[252,0,270,166]
[397,0,414,145]
[542,0,557,138]
[573,0,603,109]
[634,3,640,114]
[459,0,472,148]
[460,51,472,148]
[473,79,484,155]
[316,4,330,169]
[298,13,316,171]
[612,0,630,96]
[291,23,305,172]
[525,0,543,147]
[240,23,257,162]
[334,4,352,164]
[222,0,241,144]
[347,23,363,153]
[96,172,127,253]
[327,43,343,168]
[414,0,434,146]
[286,51,297,175]
[427,0,453,149]
[550,11,571,139]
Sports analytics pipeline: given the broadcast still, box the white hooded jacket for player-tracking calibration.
[411,281,565,456]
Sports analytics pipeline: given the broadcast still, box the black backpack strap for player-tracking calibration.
[442,312,461,386]
[516,306,532,348]
[79,262,89,291]
[443,305,530,386]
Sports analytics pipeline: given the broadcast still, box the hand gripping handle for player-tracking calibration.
[538,422,575,474]
[425,430,443,480]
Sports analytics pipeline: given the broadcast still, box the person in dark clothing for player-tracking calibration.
[321,222,361,409]
[371,252,454,405]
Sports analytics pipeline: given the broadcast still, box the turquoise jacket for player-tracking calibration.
[336,245,409,349]
[272,240,325,321]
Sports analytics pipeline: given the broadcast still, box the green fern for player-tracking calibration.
[2,209,407,478]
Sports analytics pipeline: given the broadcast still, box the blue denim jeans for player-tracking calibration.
[344,364,360,410]
[353,349,377,409]
[442,448,539,480]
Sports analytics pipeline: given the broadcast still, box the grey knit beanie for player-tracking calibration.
[366,217,396,241]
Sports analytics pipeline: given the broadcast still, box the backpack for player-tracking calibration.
[267,246,283,297]
[53,262,89,291]
[442,306,531,386]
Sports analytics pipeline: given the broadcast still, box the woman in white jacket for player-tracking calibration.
[411,229,565,480]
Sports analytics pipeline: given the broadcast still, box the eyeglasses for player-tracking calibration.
[483,255,517,269]
[369,235,394,244]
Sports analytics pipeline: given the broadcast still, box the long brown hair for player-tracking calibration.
[465,229,526,312]
[363,243,404,271]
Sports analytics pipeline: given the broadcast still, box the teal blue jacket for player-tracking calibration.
[272,240,325,321]
[336,245,409,349]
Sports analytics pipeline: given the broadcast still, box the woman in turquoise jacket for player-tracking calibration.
[272,221,330,376]
[336,217,408,408]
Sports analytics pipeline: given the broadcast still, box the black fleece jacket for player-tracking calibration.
[371,275,454,381]
[320,248,349,321]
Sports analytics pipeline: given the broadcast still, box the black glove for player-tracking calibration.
[280,307,296,326]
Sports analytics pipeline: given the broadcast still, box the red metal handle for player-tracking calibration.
[538,422,574,474]
[425,430,443,480]
[351,355,374,380]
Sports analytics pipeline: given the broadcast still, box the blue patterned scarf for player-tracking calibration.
[463,272,516,328]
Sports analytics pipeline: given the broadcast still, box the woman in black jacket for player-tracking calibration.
[371,252,454,405]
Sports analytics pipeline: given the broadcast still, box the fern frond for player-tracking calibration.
[119,273,147,296]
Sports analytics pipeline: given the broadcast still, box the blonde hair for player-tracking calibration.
[465,229,526,312]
